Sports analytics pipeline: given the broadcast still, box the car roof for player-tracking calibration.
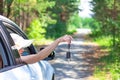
[0,15,22,31]
[0,15,15,23]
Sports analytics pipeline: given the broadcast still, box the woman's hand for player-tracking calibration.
[58,35,73,44]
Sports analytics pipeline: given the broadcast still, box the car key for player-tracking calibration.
[66,43,71,62]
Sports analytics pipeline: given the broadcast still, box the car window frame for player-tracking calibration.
[2,21,37,55]
[0,20,16,65]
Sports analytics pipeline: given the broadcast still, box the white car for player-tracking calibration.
[0,15,55,80]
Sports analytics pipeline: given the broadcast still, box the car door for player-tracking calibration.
[0,20,45,80]
[0,15,54,80]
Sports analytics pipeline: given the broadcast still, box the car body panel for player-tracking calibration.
[0,61,54,80]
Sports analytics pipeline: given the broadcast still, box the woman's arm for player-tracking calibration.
[21,35,72,64]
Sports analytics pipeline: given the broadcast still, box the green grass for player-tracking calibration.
[92,36,120,80]
[94,36,112,48]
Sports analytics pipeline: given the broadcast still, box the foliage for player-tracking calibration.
[45,21,67,39]
[47,0,80,21]
[92,33,120,80]
[32,0,56,26]
[91,1,120,79]
[91,0,120,47]
[66,13,81,34]
[94,36,112,48]
[66,14,100,35]
[81,18,100,29]
[0,0,14,17]
[94,51,120,80]
[1,0,81,40]
[0,0,81,42]
[26,19,48,45]
[45,0,80,38]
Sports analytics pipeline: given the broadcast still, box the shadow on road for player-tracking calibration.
[48,28,101,80]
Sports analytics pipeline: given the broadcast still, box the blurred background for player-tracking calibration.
[0,0,120,79]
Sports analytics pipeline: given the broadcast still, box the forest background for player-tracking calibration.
[0,0,120,80]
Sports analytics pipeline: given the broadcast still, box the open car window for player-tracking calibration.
[2,22,31,56]
[20,48,31,56]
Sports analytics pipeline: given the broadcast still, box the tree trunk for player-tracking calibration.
[0,0,4,15]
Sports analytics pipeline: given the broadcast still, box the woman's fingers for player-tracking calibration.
[62,35,73,43]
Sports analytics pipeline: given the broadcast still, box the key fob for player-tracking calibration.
[66,51,71,59]
[66,44,71,60]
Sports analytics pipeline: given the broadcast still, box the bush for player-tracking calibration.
[26,19,48,45]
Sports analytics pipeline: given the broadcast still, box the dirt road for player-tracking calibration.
[48,29,99,80]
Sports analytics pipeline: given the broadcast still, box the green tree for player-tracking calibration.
[1,0,81,40]
[45,0,80,38]
[91,0,120,47]
[0,0,14,17]
[91,0,120,79]
[27,19,46,45]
